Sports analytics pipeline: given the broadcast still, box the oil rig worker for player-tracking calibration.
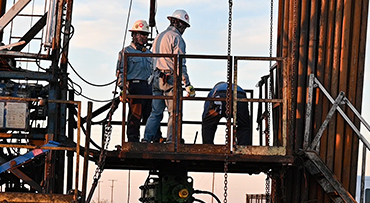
[202,82,252,145]
[116,20,153,142]
[143,9,195,143]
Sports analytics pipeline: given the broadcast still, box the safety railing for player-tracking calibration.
[304,74,370,203]
[0,96,81,202]
[232,56,287,155]
[118,53,288,156]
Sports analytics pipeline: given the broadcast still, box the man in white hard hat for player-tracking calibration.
[143,9,195,143]
[116,20,158,142]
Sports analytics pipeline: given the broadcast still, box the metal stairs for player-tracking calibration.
[301,74,370,203]
[301,150,356,203]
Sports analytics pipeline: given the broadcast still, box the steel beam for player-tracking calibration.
[0,0,32,31]
[0,71,52,80]
[11,12,48,52]
[0,193,73,203]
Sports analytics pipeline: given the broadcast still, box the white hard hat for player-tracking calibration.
[129,20,150,33]
[167,9,190,27]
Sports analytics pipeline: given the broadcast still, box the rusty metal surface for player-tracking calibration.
[0,144,77,151]
[9,168,42,192]
[276,0,369,202]
[0,192,73,203]
[0,50,50,59]
[353,0,369,196]
[0,133,12,137]
[104,148,294,174]
[234,146,286,156]
[120,142,175,153]
[177,144,227,154]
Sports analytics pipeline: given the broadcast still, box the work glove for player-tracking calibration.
[119,89,129,102]
[185,85,196,97]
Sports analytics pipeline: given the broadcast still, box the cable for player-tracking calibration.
[194,190,222,203]
[35,45,48,71]
[68,61,116,87]
[68,78,113,103]
[68,78,82,95]
[127,169,131,203]
[122,0,134,49]
[193,198,206,203]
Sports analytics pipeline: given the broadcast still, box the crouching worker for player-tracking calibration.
[202,82,252,145]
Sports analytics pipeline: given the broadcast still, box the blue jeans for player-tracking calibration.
[144,72,174,142]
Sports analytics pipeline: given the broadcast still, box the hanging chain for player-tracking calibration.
[267,0,274,147]
[86,0,134,201]
[86,95,117,203]
[271,174,276,203]
[265,174,271,203]
[223,1,233,203]
[265,2,274,202]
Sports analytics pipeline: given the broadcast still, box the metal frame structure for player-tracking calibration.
[0,0,368,202]
[0,0,78,202]
[0,97,82,202]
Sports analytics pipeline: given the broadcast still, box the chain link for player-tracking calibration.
[86,98,116,202]
[265,174,271,203]
[271,174,276,203]
[223,1,233,203]
[291,0,298,135]
[267,0,274,147]
[291,1,299,201]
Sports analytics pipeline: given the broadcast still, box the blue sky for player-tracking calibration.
[2,0,370,202]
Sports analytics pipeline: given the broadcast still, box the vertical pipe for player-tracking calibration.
[295,0,308,150]
[274,0,285,148]
[74,101,81,201]
[315,0,330,201]
[333,0,345,184]
[45,0,64,194]
[292,0,301,201]
[44,0,57,48]
[176,55,183,149]
[173,55,178,147]
[316,0,329,161]
[322,6,336,202]
[307,1,320,201]
[341,0,356,192]
[351,0,369,195]
[122,54,128,146]
[281,0,294,201]
[81,102,92,203]
[44,133,54,193]
[360,146,366,203]
[325,0,339,175]
[56,0,74,193]
[281,0,290,156]
[67,90,75,191]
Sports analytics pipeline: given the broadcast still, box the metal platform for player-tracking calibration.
[90,143,294,174]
